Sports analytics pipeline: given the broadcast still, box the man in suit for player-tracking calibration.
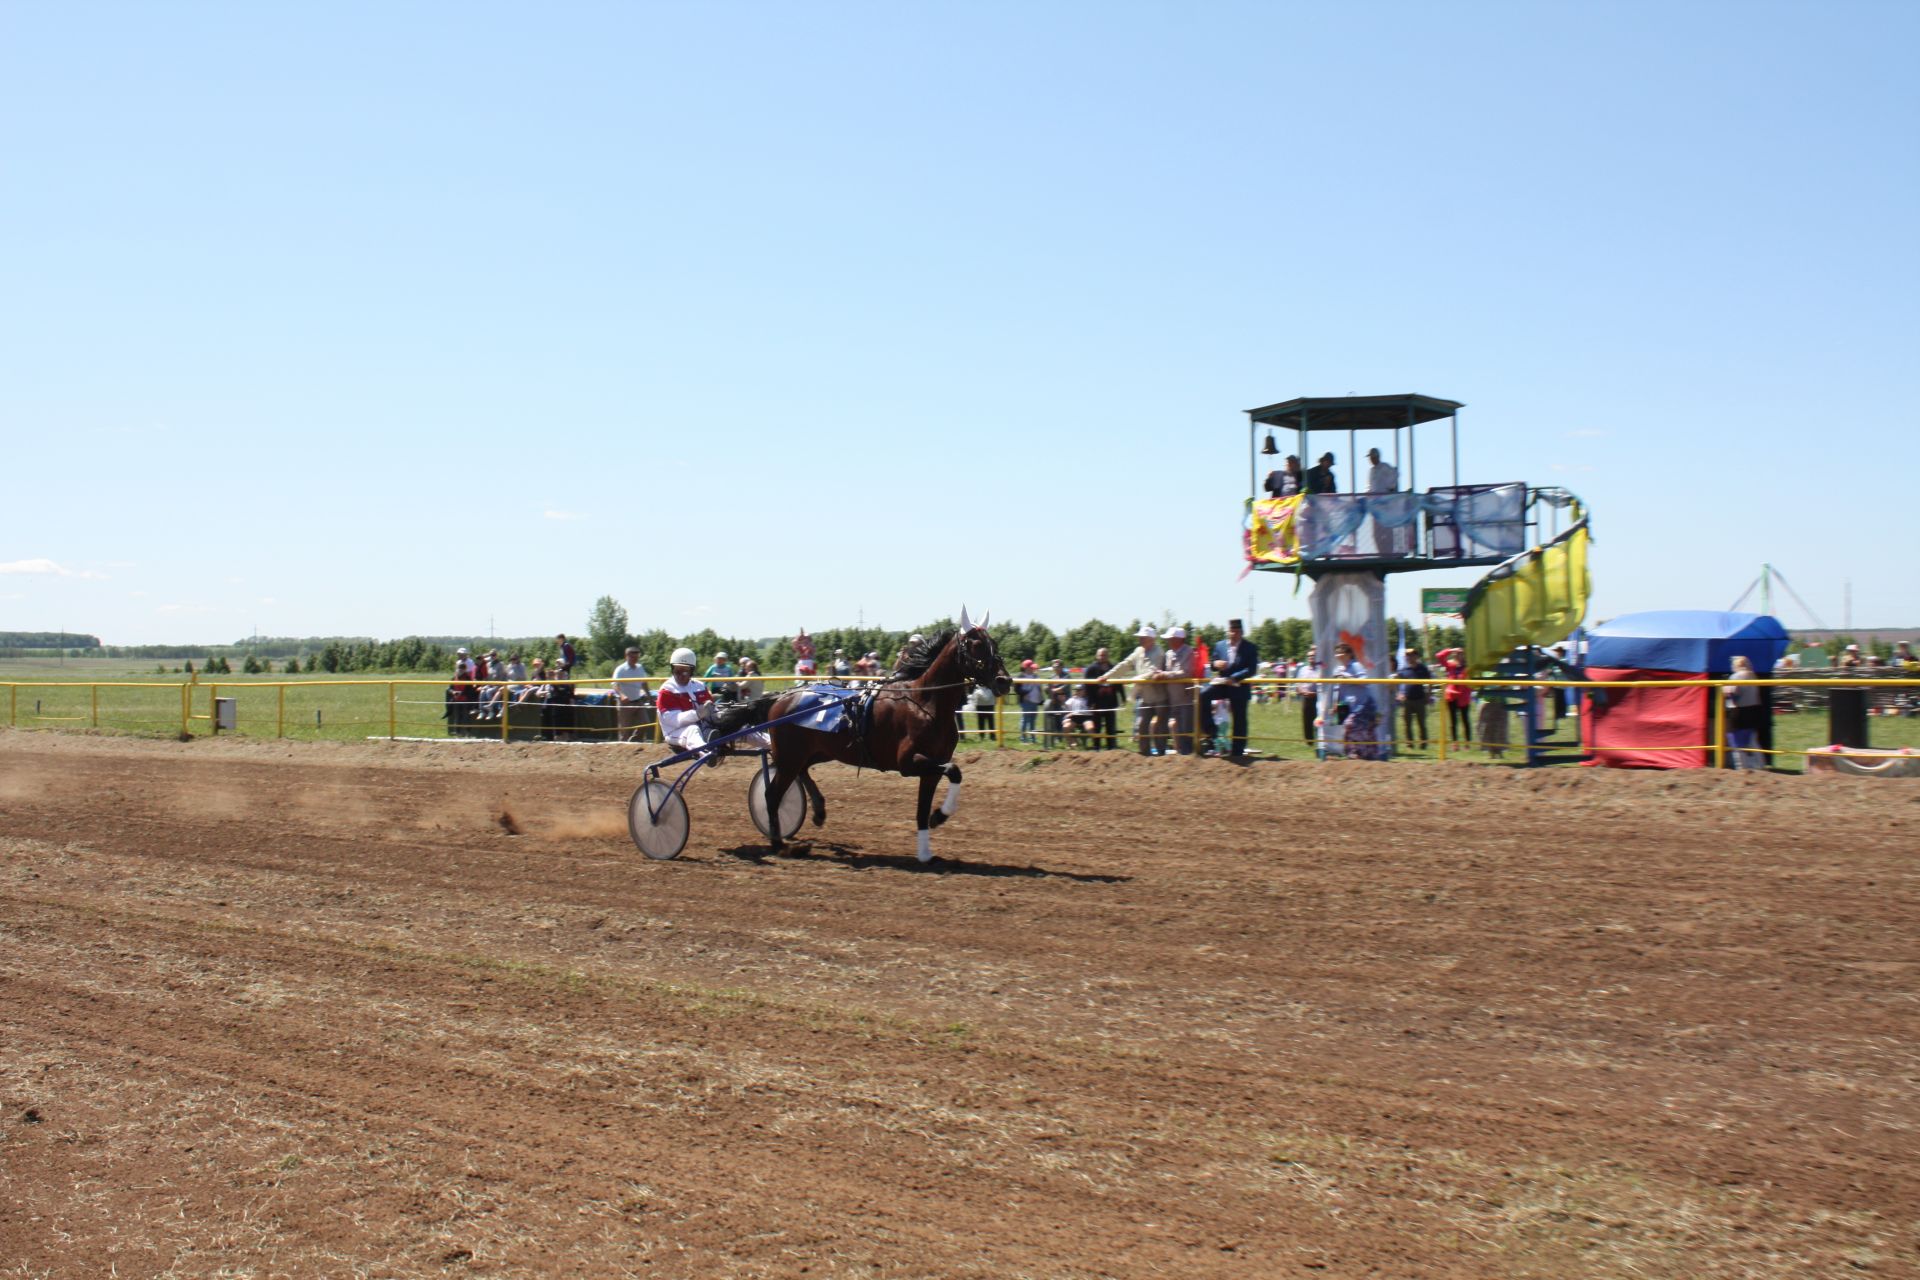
[1198,619,1261,760]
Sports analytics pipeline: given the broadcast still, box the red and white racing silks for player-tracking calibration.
[657,676,713,748]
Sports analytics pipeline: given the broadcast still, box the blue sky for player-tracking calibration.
[4,1,1914,645]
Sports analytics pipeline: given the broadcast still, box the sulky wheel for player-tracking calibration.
[746,768,805,839]
[628,780,690,860]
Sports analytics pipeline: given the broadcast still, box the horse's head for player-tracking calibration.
[955,624,1012,697]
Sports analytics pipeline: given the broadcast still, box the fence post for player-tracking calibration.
[277,684,285,739]
[180,682,190,738]
[501,683,511,742]
[91,684,99,729]
[388,682,397,740]
[1436,680,1449,762]
[1712,678,1727,770]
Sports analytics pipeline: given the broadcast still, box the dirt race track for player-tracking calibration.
[1,730,1915,1279]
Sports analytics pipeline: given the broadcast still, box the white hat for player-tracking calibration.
[1165,626,1187,640]
[456,647,469,655]
[908,633,923,643]
[1135,624,1157,638]
[670,647,696,667]
[715,651,728,660]
[1845,643,1861,651]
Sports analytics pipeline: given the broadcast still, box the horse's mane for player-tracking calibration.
[891,629,956,680]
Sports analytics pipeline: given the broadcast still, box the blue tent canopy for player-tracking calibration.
[1585,611,1790,675]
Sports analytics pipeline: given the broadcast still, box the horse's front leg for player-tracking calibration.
[912,768,940,862]
[930,761,962,827]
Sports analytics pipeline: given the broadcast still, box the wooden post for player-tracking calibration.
[91,684,99,728]
[277,683,286,739]
[388,682,397,740]
[180,682,190,738]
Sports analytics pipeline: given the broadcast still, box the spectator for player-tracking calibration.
[1295,645,1323,747]
[968,682,997,739]
[1197,618,1260,760]
[792,628,815,669]
[831,648,854,678]
[545,662,577,742]
[556,633,578,671]
[1365,447,1398,493]
[1323,642,1382,759]
[1394,647,1433,751]
[1084,646,1120,749]
[447,646,479,731]
[612,646,653,743]
[704,651,739,701]
[853,651,880,677]
[513,657,548,704]
[1725,654,1765,769]
[1895,641,1915,669]
[1548,644,1571,723]
[737,657,764,701]
[1061,686,1097,748]
[893,634,924,671]
[1264,454,1303,498]
[1437,647,1473,745]
[1304,452,1337,495]
[1043,683,1070,745]
[1100,624,1170,756]
[1016,659,1045,742]
[1158,627,1200,755]
[1838,643,1863,669]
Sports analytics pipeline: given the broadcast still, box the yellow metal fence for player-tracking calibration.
[3,675,1915,770]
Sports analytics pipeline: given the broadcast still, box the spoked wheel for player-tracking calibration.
[628,780,689,860]
[746,767,805,839]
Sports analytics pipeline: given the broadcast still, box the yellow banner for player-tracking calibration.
[1247,496,1304,566]
[1465,521,1591,671]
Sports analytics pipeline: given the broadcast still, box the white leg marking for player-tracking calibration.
[940,776,961,818]
[916,828,933,863]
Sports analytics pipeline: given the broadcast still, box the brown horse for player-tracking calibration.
[750,622,1010,862]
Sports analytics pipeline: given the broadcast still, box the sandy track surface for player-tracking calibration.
[1,729,1914,1278]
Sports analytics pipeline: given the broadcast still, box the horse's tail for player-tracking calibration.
[710,692,782,736]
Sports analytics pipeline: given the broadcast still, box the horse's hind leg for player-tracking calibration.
[765,756,803,853]
[799,768,827,826]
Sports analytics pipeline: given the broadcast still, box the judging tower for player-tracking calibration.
[1243,393,1582,756]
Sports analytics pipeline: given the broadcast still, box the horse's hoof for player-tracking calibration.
[929,810,949,829]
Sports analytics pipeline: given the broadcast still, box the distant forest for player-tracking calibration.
[0,604,1470,676]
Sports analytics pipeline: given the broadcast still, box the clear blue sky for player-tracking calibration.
[4,1,1915,645]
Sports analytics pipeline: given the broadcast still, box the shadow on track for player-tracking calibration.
[716,841,1131,884]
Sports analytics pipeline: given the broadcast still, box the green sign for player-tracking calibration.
[1421,587,1470,617]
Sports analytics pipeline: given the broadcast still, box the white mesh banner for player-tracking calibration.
[1310,572,1394,759]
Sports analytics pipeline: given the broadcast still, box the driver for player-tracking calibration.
[658,646,769,761]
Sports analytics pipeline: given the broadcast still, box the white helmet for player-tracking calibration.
[670,647,696,668]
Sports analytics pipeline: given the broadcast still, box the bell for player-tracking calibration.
[1260,432,1278,456]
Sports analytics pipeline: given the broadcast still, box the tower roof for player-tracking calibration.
[1247,394,1463,431]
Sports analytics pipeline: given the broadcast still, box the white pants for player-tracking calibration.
[667,723,769,754]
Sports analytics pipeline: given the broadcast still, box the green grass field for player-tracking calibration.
[4,657,1915,768]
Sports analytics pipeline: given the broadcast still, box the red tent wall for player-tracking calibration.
[1581,668,1709,769]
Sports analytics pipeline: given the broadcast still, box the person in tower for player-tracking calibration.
[658,647,768,761]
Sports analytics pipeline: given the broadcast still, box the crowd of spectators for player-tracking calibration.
[448,618,1735,758]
